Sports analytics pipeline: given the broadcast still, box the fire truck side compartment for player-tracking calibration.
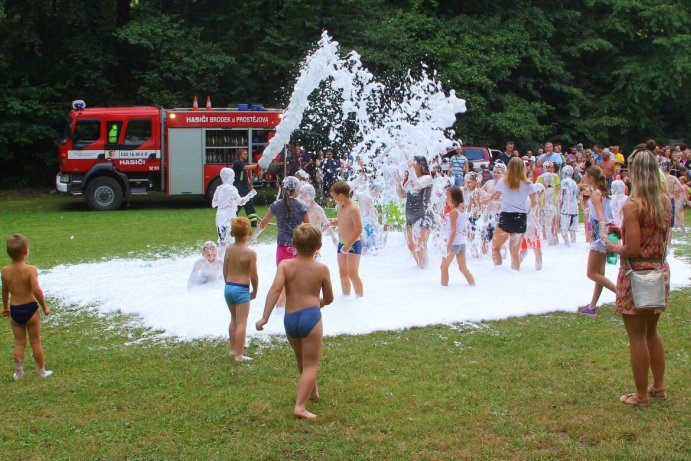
[168,128,203,194]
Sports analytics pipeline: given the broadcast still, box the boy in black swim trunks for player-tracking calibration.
[256,224,334,419]
[2,234,52,380]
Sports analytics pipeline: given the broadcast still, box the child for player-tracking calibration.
[440,187,475,286]
[357,183,387,254]
[326,181,364,297]
[578,166,616,316]
[610,179,628,229]
[223,217,258,361]
[298,184,338,246]
[2,234,52,380]
[521,183,544,270]
[212,168,257,256]
[254,176,309,308]
[186,241,223,289]
[559,165,580,246]
[256,224,334,419]
[579,185,592,243]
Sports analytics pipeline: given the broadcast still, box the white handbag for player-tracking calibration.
[626,238,668,310]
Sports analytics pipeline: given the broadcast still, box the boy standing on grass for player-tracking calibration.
[326,181,364,297]
[256,224,334,420]
[223,217,258,362]
[2,234,52,380]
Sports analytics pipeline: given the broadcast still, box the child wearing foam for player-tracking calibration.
[223,217,258,361]
[440,186,475,286]
[2,233,53,380]
[610,179,628,229]
[212,167,257,256]
[256,224,334,420]
[186,241,223,289]
[559,165,580,246]
[298,183,338,247]
[520,183,544,270]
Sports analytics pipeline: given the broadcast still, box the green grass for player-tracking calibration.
[0,192,690,460]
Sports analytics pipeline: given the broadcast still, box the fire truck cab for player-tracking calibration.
[56,100,283,211]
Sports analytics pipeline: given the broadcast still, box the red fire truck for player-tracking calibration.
[56,100,284,210]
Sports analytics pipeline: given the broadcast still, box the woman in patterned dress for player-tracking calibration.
[605,148,672,407]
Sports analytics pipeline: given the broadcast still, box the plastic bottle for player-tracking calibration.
[606,233,619,265]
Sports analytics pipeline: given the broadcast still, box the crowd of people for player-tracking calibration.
[2,139,684,421]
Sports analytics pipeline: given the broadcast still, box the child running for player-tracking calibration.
[254,176,309,309]
[2,234,53,380]
[256,224,334,420]
[440,186,475,286]
[326,181,364,297]
[223,217,258,361]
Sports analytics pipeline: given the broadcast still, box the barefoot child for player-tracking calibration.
[223,217,258,361]
[2,234,52,380]
[256,224,334,419]
[327,181,364,297]
[441,186,475,286]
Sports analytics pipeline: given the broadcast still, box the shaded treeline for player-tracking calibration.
[0,0,689,186]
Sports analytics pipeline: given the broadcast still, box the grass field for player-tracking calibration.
[1,192,689,460]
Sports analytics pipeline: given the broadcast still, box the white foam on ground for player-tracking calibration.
[41,233,691,340]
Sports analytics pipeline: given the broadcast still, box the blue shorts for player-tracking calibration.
[338,240,362,255]
[224,282,251,306]
[284,307,322,339]
[10,301,39,324]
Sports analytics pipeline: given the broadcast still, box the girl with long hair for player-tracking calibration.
[605,149,672,406]
[578,166,616,316]
[491,157,535,271]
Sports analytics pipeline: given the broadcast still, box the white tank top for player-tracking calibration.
[446,210,467,245]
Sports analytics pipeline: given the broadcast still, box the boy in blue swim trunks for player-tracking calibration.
[326,181,364,297]
[223,217,258,362]
[2,234,52,380]
[256,224,334,419]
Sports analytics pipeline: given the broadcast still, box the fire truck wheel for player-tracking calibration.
[206,177,222,205]
[86,177,123,211]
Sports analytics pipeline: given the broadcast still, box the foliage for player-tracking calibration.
[0,0,689,186]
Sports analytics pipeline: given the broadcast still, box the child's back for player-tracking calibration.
[282,256,330,314]
[224,242,256,285]
[2,233,52,380]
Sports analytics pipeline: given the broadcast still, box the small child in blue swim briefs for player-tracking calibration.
[223,217,258,362]
[2,233,53,380]
[256,224,334,420]
[325,181,364,297]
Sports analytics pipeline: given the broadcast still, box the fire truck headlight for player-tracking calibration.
[169,113,176,119]
[278,113,285,119]
[59,172,70,183]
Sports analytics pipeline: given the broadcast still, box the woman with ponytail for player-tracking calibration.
[605,149,672,407]
[578,165,616,316]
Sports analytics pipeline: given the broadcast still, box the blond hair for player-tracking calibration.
[628,149,670,228]
[505,157,528,190]
[231,216,252,239]
[292,223,322,255]
[6,233,28,261]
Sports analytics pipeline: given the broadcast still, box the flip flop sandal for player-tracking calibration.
[620,393,650,407]
[648,387,667,400]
